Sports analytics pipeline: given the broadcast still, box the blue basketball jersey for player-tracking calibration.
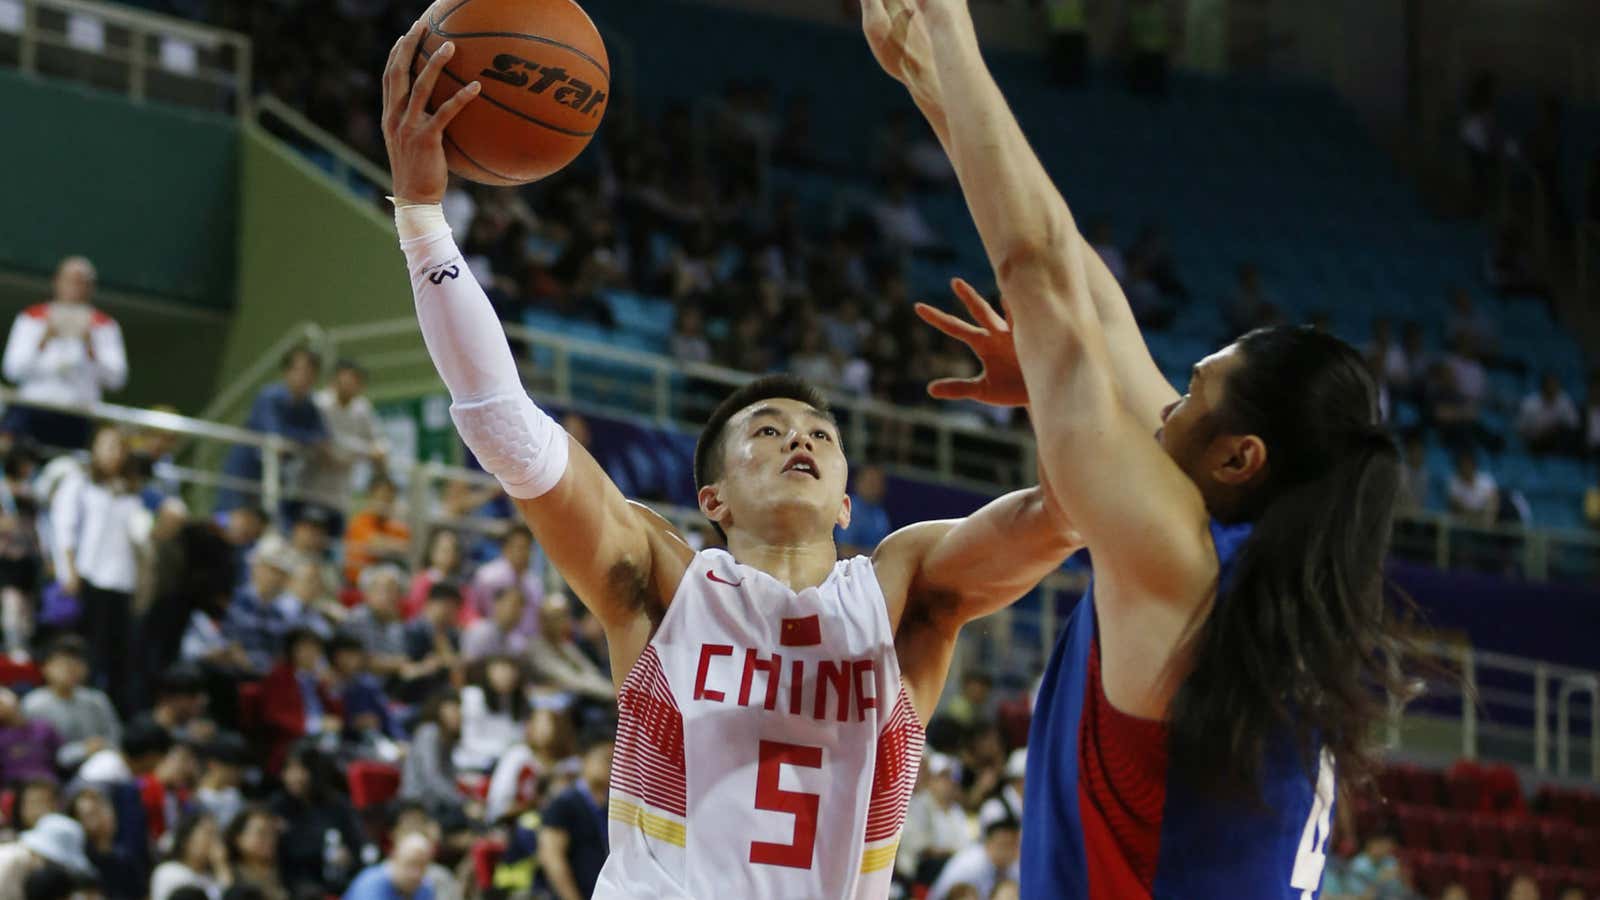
[1020,521,1337,900]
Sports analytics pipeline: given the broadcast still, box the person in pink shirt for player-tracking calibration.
[465,527,543,637]
[402,530,467,621]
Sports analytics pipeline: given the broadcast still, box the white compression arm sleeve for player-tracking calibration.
[398,203,569,499]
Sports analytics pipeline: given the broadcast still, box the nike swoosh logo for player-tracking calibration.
[706,570,744,588]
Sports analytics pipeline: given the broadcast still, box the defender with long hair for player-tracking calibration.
[863,0,1410,897]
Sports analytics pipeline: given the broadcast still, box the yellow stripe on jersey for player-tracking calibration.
[608,797,687,847]
[860,840,899,873]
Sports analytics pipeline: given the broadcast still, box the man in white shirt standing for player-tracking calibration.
[1,256,127,449]
[306,360,387,528]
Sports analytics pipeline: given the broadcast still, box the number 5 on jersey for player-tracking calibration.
[750,740,823,869]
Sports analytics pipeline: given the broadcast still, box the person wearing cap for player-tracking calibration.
[976,747,1026,830]
[0,814,97,900]
[223,544,298,675]
[900,752,973,885]
[21,637,121,771]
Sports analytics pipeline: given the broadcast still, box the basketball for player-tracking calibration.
[412,0,610,186]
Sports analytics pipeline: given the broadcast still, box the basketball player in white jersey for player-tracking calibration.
[381,19,1081,899]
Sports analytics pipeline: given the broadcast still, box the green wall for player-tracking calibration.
[217,125,424,404]
[0,70,237,308]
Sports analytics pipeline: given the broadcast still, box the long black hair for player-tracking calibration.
[1167,326,1414,804]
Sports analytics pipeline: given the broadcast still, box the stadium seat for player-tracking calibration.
[1464,813,1505,859]
[1537,819,1578,866]
[1481,765,1526,815]
[1394,804,1438,852]
[0,658,41,688]
[1446,760,1487,812]
[1447,854,1497,900]
[1430,808,1469,853]
[347,761,402,809]
[1502,816,1540,862]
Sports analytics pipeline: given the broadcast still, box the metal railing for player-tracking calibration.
[321,316,1039,496]
[3,0,250,115]
[959,588,1600,781]
[200,315,1600,579]
[252,94,393,197]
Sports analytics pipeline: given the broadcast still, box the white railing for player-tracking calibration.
[251,94,393,196]
[4,0,250,115]
[960,591,1600,781]
[321,316,1040,496]
[204,316,1600,581]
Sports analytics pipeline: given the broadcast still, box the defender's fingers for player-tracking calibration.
[915,302,985,342]
[928,378,983,400]
[951,278,1006,332]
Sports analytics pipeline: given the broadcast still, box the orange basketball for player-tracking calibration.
[413,0,610,186]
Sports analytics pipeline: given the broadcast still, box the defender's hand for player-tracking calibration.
[381,17,481,205]
[861,0,941,105]
[916,278,1028,408]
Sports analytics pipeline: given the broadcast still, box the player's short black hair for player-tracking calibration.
[333,358,366,377]
[42,635,87,664]
[693,375,835,538]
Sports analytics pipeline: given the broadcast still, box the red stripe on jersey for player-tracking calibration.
[1078,637,1170,900]
[863,686,925,844]
[614,645,688,817]
[22,304,48,320]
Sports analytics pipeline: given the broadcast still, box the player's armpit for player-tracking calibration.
[875,486,1080,635]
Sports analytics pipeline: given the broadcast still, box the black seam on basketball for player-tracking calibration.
[417,45,599,138]
[444,130,519,184]
[427,0,610,82]
[431,30,610,82]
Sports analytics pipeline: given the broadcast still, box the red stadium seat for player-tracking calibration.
[1431,808,1469,853]
[1537,819,1577,866]
[1575,827,1600,866]
[1535,785,1580,823]
[1382,763,1440,807]
[1502,816,1539,862]
[1400,849,1452,898]
[1446,760,1487,812]
[1448,854,1497,900]
[347,761,402,809]
[1481,765,1526,816]
[1394,804,1438,852]
[0,658,41,688]
[1465,813,1507,859]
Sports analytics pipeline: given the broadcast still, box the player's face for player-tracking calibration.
[703,398,850,539]
[1156,345,1249,489]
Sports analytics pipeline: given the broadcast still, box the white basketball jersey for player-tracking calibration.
[595,549,925,900]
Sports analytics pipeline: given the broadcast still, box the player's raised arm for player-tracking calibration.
[381,19,691,639]
[904,0,1216,602]
[861,0,1176,431]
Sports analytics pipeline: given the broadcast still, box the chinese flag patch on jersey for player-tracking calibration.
[780,615,822,647]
